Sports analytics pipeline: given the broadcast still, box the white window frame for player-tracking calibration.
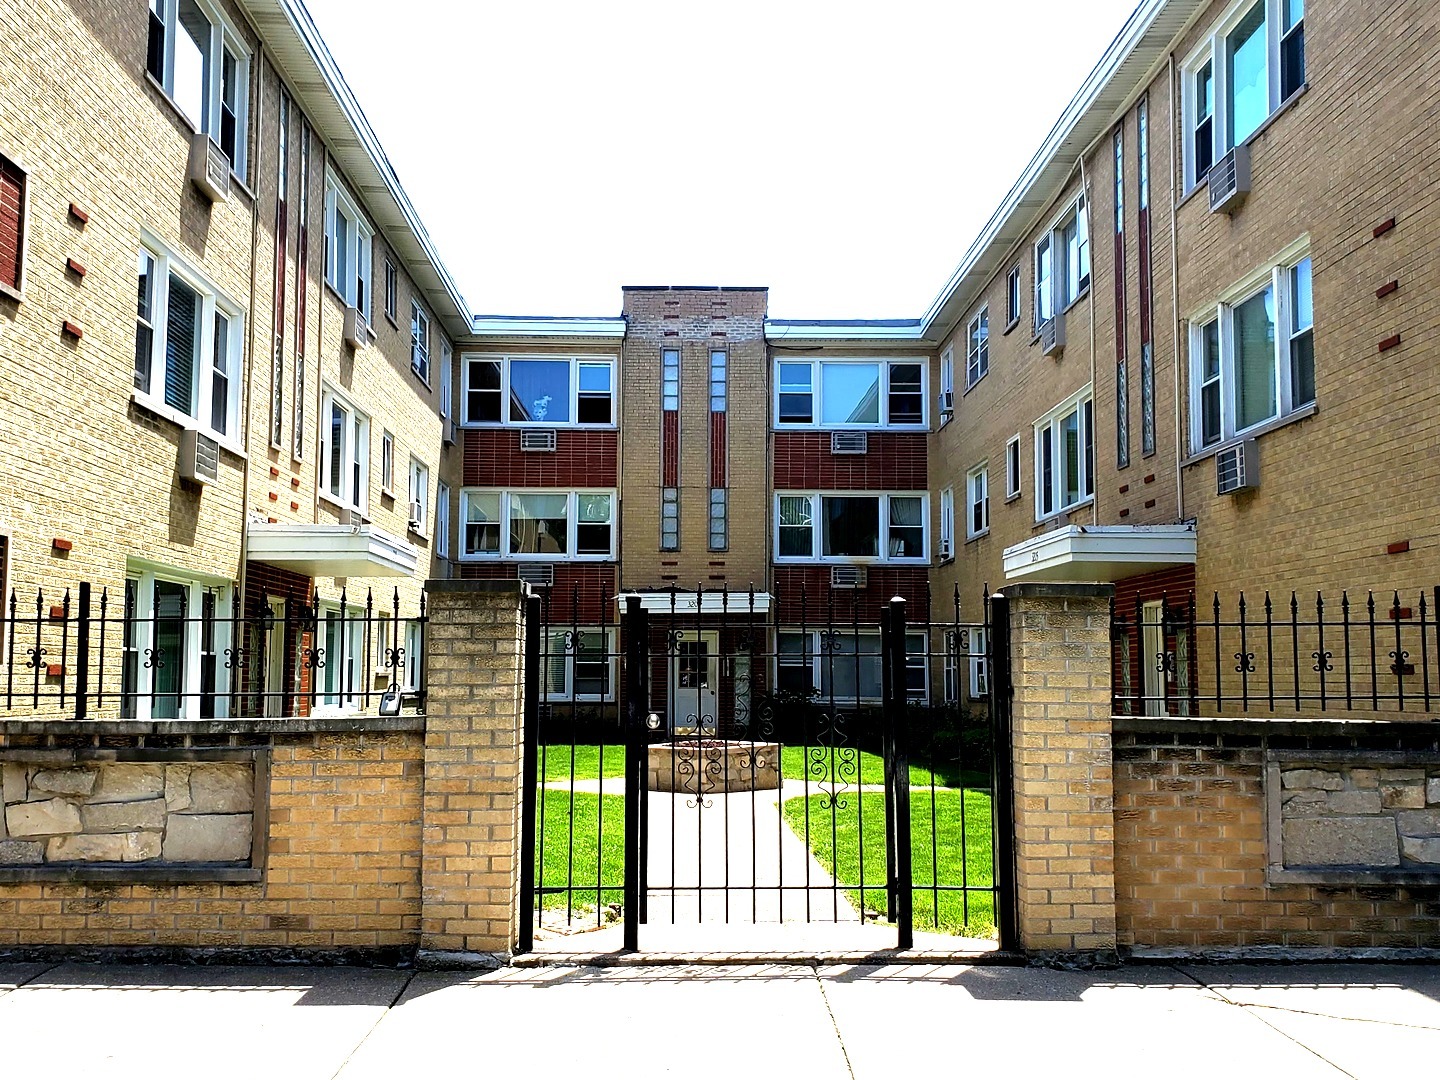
[939,346,955,423]
[439,339,453,418]
[120,565,233,722]
[1034,197,1090,327]
[380,429,395,496]
[1034,388,1095,521]
[1005,435,1022,500]
[1006,266,1021,328]
[543,627,617,703]
[408,457,429,535]
[0,151,29,300]
[965,307,989,390]
[1187,240,1313,453]
[324,173,373,318]
[938,487,954,560]
[1181,0,1305,191]
[320,386,370,512]
[314,600,367,715]
[969,627,989,699]
[771,358,928,430]
[966,464,989,540]
[147,0,250,179]
[772,492,929,564]
[461,353,619,428]
[411,300,430,383]
[436,482,450,559]
[458,489,618,561]
[776,629,928,705]
[133,235,244,450]
[383,258,398,321]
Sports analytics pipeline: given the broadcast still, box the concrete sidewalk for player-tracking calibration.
[4,961,1440,1078]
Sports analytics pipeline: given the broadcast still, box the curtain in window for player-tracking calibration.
[1234,286,1276,430]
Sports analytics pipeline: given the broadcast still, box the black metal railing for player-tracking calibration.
[1,582,426,721]
[1112,588,1440,717]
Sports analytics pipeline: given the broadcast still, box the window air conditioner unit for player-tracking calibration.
[343,306,368,350]
[939,390,955,418]
[520,429,557,452]
[338,508,369,527]
[188,133,231,204]
[408,501,424,530]
[442,417,457,445]
[517,563,555,588]
[1041,313,1066,358]
[831,565,867,589]
[179,428,220,486]
[939,537,953,560]
[1208,145,1252,215]
[831,431,868,455]
[1216,438,1258,495]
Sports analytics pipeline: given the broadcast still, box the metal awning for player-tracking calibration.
[616,590,772,615]
[1003,524,1196,583]
[246,522,419,579]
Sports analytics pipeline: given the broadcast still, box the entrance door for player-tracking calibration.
[1141,599,1166,716]
[669,630,718,733]
[264,597,286,717]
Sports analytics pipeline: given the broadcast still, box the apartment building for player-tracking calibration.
[0,0,465,719]
[2,0,1435,726]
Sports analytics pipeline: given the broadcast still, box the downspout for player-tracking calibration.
[313,142,327,526]
[1079,154,1098,526]
[237,49,267,607]
[1168,52,1184,521]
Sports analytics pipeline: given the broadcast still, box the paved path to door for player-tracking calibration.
[5,961,1439,1078]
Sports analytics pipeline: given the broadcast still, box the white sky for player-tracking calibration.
[303,0,1140,320]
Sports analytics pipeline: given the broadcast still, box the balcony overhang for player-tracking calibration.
[246,522,419,579]
[1002,524,1196,583]
[617,590,772,615]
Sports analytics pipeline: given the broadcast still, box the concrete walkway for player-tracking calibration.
[5,961,1440,1078]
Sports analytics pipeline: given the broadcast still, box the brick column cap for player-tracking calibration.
[999,582,1114,600]
[424,579,531,598]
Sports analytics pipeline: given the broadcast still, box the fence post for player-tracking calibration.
[418,579,529,964]
[887,596,913,951]
[1002,582,1117,957]
[880,605,896,922]
[75,582,91,722]
[517,593,542,956]
[987,591,1018,953]
[623,596,645,952]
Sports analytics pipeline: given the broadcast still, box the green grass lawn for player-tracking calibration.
[539,743,989,791]
[534,789,626,915]
[782,789,996,938]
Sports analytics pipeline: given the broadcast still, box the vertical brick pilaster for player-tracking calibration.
[420,579,528,960]
[1003,582,1117,954]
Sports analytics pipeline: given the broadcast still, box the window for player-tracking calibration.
[1114,128,1125,233]
[380,430,394,494]
[777,630,927,703]
[773,359,926,428]
[119,567,232,721]
[969,627,989,698]
[408,457,429,533]
[965,308,989,389]
[710,350,727,412]
[436,482,450,559]
[774,493,928,562]
[939,346,954,419]
[709,489,727,551]
[133,240,243,443]
[967,466,989,539]
[661,488,679,551]
[146,0,249,177]
[544,628,616,701]
[0,154,26,296]
[316,602,366,713]
[1006,266,1021,327]
[411,301,430,382]
[402,620,423,692]
[459,490,616,560]
[1005,436,1022,499]
[1035,199,1090,325]
[383,258,397,321]
[1184,0,1306,189]
[662,348,680,410]
[1035,390,1095,519]
[440,340,453,419]
[320,388,369,510]
[939,487,954,559]
[1189,249,1314,451]
[462,354,617,427]
[324,175,372,317]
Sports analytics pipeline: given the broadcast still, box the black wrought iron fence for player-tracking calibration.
[1,582,426,720]
[1112,588,1440,717]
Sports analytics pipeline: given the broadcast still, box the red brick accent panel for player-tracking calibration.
[458,562,617,625]
[0,156,21,291]
[1110,565,1196,716]
[243,561,316,714]
[463,429,618,488]
[773,565,931,624]
[710,412,727,487]
[773,432,927,490]
[662,411,679,488]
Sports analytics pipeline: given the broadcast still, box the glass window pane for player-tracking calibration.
[1290,258,1312,332]
[821,364,880,425]
[822,496,879,558]
[464,493,501,554]
[1234,285,1277,430]
[165,274,200,414]
[889,496,925,557]
[1062,408,1081,507]
[509,359,571,423]
[151,580,188,719]
[1227,2,1269,147]
[888,363,923,422]
[174,0,211,131]
[509,493,568,554]
[778,496,813,557]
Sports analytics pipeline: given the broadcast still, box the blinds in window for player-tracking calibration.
[165,275,199,413]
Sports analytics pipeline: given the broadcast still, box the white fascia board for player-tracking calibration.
[469,317,628,340]
[246,523,419,579]
[618,592,773,615]
[765,322,929,347]
[1003,524,1197,583]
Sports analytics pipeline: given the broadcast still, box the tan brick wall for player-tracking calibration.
[419,579,525,956]
[0,731,423,950]
[1005,583,1117,951]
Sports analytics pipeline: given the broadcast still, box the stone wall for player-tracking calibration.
[1,760,256,869]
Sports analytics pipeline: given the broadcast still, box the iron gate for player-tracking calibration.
[518,585,1015,953]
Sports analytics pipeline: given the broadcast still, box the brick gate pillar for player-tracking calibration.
[1001,582,1117,955]
[419,579,528,963]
